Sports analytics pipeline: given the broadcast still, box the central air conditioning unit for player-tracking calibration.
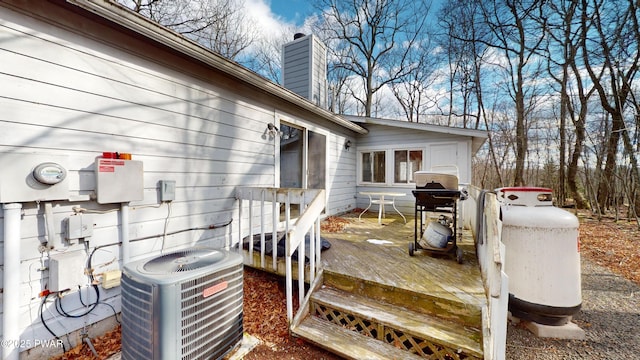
[121,247,243,360]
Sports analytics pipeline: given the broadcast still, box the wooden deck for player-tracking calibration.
[320,213,485,326]
[244,212,486,359]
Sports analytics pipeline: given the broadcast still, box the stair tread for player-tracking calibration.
[292,316,424,360]
[312,286,483,357]
[323,270,484,327]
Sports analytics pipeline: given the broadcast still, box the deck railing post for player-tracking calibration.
[236,187,325,324]
[237,195,243,250]
[272,189,278,270]
[260,189,266,268]
[248,191,254,265]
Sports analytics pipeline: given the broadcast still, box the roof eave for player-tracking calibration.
[348,115,488,154]
[65,0,368,135]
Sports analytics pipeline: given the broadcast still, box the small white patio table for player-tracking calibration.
[358,191,407,224]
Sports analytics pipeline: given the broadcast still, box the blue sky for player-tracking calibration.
[267,0,443,25]
[268,0,314,25]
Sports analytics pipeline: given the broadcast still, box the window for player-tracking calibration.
[394,150,422,184]
[361,151,386,183]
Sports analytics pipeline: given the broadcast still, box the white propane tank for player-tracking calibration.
[496,187,581,325]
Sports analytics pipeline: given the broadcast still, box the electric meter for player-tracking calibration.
[33,162,67,185]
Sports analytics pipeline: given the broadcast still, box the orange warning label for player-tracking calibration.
[99,160,125,166]
[203,281,228,298]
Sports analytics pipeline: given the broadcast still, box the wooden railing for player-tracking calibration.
[235,187,326,322]
[462,187,508,360]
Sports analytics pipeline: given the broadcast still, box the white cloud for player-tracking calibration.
[243,0,288,39]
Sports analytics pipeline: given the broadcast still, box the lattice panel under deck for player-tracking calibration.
[313,303,379,338]
[311,303,480,360]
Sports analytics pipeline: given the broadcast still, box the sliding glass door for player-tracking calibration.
[279,122,326,190]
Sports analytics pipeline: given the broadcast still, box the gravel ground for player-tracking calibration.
[506,257,640,359]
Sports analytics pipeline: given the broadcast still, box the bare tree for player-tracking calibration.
[116,0,255,60]
[438,1,505,187]
[580,0,640,215]
[478,0,548,186]
[537,0,597,208]
[243,25,297,84]
[313,0,431,117]
[438,1,488,129]
[389,45,439,123]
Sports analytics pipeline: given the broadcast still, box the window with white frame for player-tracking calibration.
[394,149,423,183]
[360,149,424,185]
[361,151,386,183]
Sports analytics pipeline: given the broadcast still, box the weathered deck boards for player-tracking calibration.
[321,214,485,325]
[241,214,485,322]
[311,286,483,358]
[241,249,311,281]
[294,316,425,360]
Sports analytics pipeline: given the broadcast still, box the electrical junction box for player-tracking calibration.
[66,214,93,242]
[95,158,144,204]
[0,153,69,203]
[159,180,175,202]
[49,251,88,292]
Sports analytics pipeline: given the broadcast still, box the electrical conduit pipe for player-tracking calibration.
[3,203,22,360]
[121,203,130,264]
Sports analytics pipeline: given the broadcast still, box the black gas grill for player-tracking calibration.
[410,179,464,263]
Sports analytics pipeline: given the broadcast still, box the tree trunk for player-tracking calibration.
[597,114,624,212]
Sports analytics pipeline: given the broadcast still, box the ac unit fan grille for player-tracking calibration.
[143,249,226,273]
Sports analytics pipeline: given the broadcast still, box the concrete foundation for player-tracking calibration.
[509,312,586,340]
[524,320,586,340]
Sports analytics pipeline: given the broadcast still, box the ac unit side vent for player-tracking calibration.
[121,275,154,360]
[121,248,243,360]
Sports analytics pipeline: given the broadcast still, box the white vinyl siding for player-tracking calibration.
[0,6,295,349]
[355,124,472,213]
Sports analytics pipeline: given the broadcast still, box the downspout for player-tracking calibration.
[121,203,130,264]
[3,203,22,360]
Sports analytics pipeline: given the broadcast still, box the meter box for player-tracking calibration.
[95,157,144,204]
[0,153,69,203]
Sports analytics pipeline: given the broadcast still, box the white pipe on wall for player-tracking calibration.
[43,202,59,250]
[3,203,22,360]
[121,203,130,264]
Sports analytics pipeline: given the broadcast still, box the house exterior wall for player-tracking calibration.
[355,124,473,215]
[0,2,356,356]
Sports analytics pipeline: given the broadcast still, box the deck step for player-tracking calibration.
[322,270,483,328]
[292,316,424,360]
[306,286,483,359]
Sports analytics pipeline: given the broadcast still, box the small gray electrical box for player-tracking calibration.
[159,180,175,202]
[66,214,93,241]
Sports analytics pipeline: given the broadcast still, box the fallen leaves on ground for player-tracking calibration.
[49,325,121,360]
[579,212,640,285]
[320,215,351,233]
[240,267,341,360]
